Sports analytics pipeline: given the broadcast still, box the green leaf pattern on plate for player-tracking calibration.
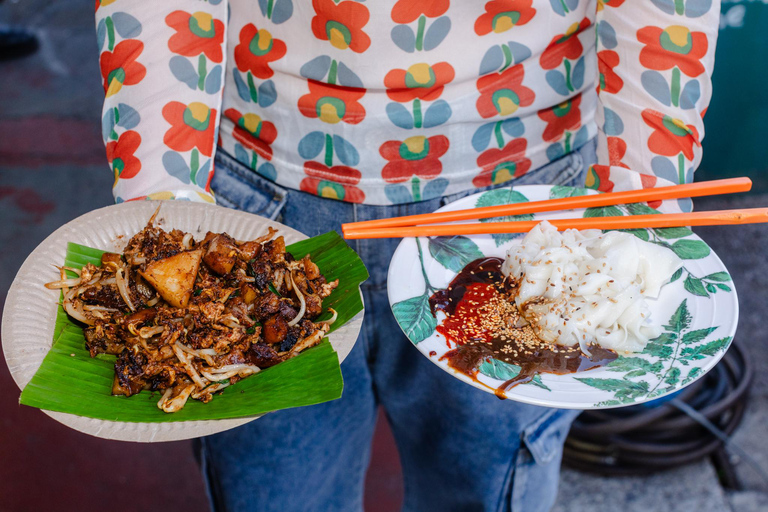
[549,186,593,199]
[681,269,732,298]
[475,189,534,246]
[478,358,550,391]
[654,227,693,239]
[584,205,624,218]
[572,378,650,404]
[625,203,660,216]
[428,236,484,273]
[577,299,732,406]
[391,238,439,345]
[391,294,437,344]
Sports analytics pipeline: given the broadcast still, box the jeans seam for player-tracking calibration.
[215,150,287,201]
[214,150,290,219]
[361,282,388,292]
[546,152,580,186]
[525,409,559,440]
[559,152,583,185]
[199,438,225,512]
[211,188,244,210]
[510,446,530,512]
[496,441,521,512]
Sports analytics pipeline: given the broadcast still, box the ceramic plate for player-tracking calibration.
[2,201,363,441]
[387,185,738,409]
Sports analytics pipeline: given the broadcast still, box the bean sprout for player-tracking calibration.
[287,272,305,327]
[157,388,173,409]
[182,233,194,250]
[319,308,338,326]
[44,277,82,289]
[138,325,165,338]
[172,343,206,389]
[115,266,136,312]
[191,381,230,399]
[82,305,120,313]
[176,342,216,366]
[62,287,94,325]
[159,385,195,413]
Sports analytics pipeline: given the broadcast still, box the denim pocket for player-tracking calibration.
[211,149,288,220]
[509,409,579,512]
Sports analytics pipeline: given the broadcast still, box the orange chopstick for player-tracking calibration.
[341,177,752,235]
[343,207,768,239]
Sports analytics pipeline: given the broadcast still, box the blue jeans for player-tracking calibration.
[202,140,596,512]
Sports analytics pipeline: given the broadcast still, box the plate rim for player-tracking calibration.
[387,185,739,410]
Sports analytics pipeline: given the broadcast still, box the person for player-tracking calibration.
[93,1,719,510]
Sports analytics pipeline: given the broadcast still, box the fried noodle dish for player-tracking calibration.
[45,215,339,413]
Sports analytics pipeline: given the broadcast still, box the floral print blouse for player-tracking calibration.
[95,0,719,208]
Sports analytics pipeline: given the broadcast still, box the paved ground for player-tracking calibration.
[1,1,767,511]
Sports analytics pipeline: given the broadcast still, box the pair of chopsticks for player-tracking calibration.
[342,177,766,239]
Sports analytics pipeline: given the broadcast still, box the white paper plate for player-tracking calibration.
[2,201,363,442]
[388,185,738,409]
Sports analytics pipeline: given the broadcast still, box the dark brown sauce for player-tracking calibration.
[430,258,618,398]
[429,257,505,317]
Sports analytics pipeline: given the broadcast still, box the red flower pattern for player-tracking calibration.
[298,80,366,125]
[597,0,625,10]
[638,25,708,77]
[380,135,449,183]
[391,0,449,23]
[166,11,225,62]
[540,17,591,70]
[476,64,535,118]
[311,0,371,53]
[300,162,365,203]
[607,136,628,168]
[224,108,277,161]
[384,62,455,103]
[538,95,582,142]
[162,101,217,157]
[95,0,116,12]
[585,165,614,193]
[642,109,700,160]
[107,130,142,183]
[234,24,287,79]
[597,50,623,94]
[473,139,532,187]
[475,0,536,36]
[639,173,662,209]
[100,39,146,97]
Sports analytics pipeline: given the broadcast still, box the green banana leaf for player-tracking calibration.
[19,231,368,422]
